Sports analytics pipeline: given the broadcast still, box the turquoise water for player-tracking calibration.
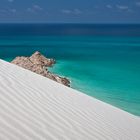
[1,35,140,116]
[48,36,140,116]
[1,23,140,116]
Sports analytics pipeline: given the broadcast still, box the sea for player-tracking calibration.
[0,24,140,116]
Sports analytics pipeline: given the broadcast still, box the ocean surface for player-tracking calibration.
[0,24,140,116]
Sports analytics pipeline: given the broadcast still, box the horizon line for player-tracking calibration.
[0,22,140,25]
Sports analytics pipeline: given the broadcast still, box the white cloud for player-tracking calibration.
[61,9,72,14]
[73,9,82,15]
[27,5,43,13]
[33,5,43,11]
[136,2,140,6]
[8,0,14,2]
[10,9,16,13]
[27,8,34,13]
[0,8,17,14]
[106,5,112,9]
[61,9,82,15]
[116,5,133,13]
[116,5,129,10]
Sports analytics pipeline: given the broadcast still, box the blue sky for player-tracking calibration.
[0,0,140,23]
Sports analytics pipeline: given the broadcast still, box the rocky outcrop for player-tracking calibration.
[29,51,55,67]
[11,51,70,87]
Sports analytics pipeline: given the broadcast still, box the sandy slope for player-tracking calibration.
[0,59,140,140]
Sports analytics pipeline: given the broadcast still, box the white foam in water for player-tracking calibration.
[0,59,140,140]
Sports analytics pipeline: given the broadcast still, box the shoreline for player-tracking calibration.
[48,58,140,116]
[11,51,71,87]
[0,59,140,139]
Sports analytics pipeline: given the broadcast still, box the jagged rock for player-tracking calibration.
[30,51,55,67]
[11,51,70,87]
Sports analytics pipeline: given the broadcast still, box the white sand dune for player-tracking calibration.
[0,59,140,140]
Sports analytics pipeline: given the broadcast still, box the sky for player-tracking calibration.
[0,0,140,23]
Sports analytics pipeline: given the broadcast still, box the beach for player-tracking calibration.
[0,0,140,139]
[0,59,140,139]
[0,24,140,116]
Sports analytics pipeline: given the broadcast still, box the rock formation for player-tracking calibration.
[11,51,70,87]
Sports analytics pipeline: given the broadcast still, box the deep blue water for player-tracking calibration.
[0,24,140,36]
[0,24,140,116]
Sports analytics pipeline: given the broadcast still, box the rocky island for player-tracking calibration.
[11,51,70,87]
